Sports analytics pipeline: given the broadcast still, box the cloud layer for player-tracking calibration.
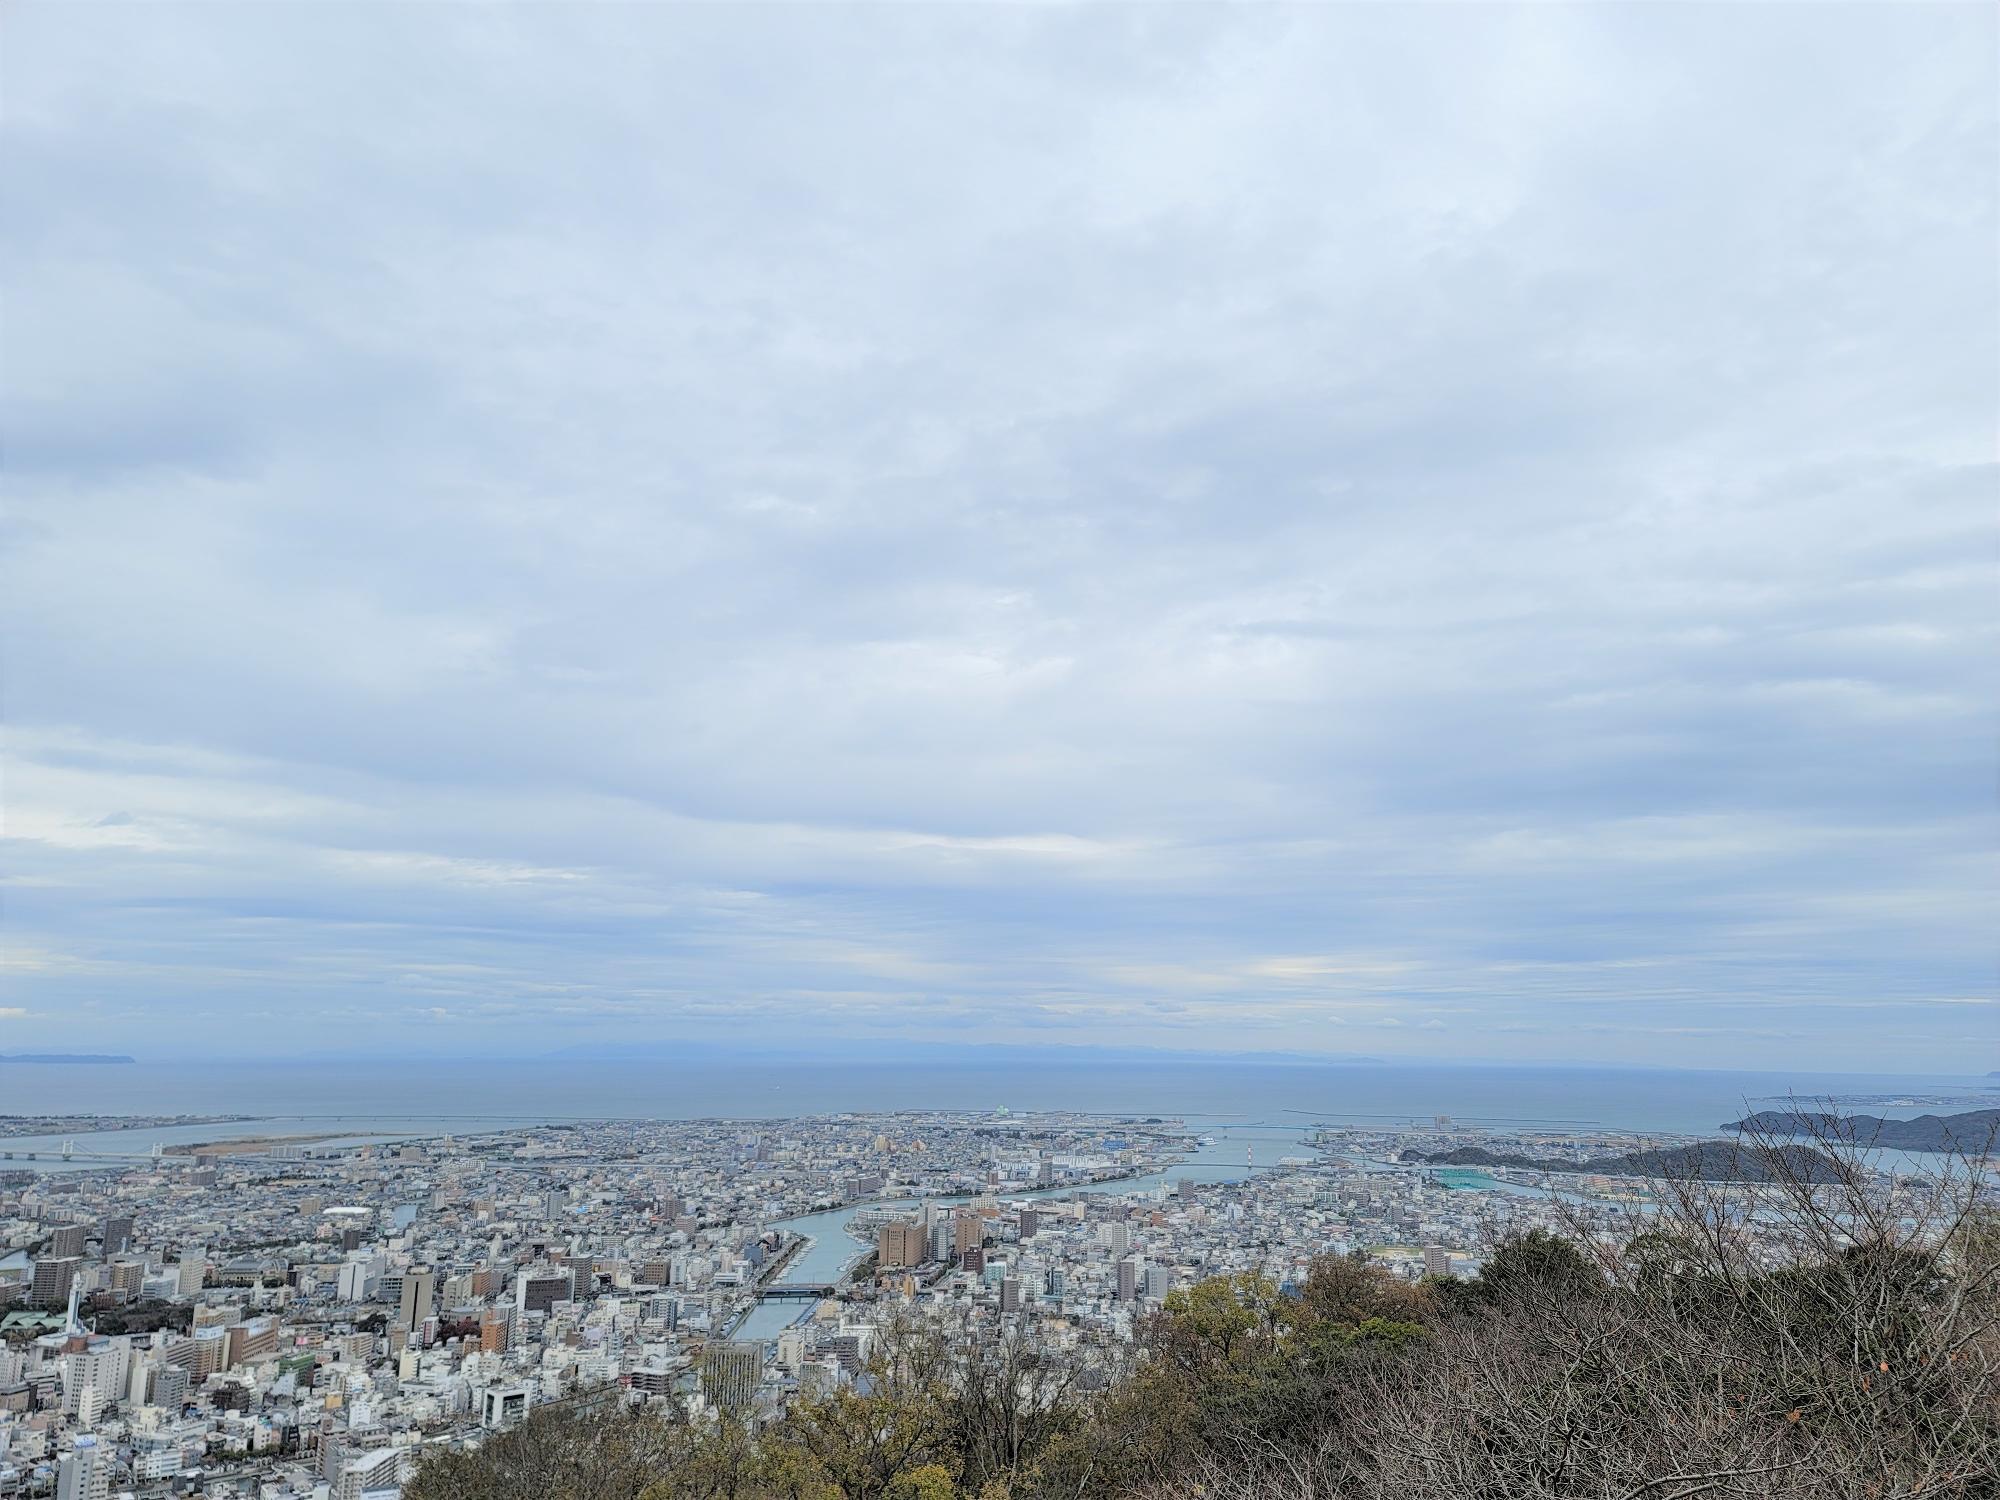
[4,4,1994,1067]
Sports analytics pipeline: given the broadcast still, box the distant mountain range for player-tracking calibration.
[0,1053,135,1064]
[1400,1141,1846,1184]
[1722,1109,2000,1154]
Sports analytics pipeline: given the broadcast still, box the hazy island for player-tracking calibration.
[1722,1108,2000,1153]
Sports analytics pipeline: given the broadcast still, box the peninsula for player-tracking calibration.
[1722,1109,2000,1153]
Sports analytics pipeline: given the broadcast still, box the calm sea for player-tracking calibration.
[1,1057,1989,1162]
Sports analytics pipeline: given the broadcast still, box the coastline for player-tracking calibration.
[163,1132,391,1157]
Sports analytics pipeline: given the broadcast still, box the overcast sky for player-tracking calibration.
[4,4,1994,1069]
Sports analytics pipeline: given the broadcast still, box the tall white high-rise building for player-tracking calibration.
[126,1353,153,1408]
[174,1255,206,1298]
[62,1343,128,1419]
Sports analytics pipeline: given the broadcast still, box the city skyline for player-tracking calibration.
[5,4,1996,1071]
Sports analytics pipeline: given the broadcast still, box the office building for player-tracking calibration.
[479,1307,513,1353]
[1116,1257,1138,1303]
[481,1386,530,1430]
[702,1341,763,1416]
[48,1224,87,1259]
[776,1327,809,1373]
[953,1213,983,1258]
[515,1269,572,1316]
[398,1267,435,1330]
[56,1435,111,1500]
[60,1342,127,1418]
[32,1257,82,1308]
[876,1221,927,1270]
[148,1363,190,1408]
[98,1216,134,1254]
[226,1316,280,1367]
[106,1259,145,1299]
[175,1255,207,1297]
[167,1326,229,1380]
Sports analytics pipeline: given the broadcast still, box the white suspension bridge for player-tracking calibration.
[0,1139,185,1165]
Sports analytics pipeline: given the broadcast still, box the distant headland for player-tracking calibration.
[1722,1108,2000,1154]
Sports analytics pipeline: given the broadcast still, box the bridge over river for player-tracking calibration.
[0,1139,178,1165]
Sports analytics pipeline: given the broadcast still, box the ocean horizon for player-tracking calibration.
[3,1055,1989,1146]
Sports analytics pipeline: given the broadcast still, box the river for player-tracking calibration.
[732,1123,1315,1340]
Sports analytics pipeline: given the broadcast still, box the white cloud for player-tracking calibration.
[1,3,1992,1067]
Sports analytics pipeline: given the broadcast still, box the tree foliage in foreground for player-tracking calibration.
[406,1126,2000,1500]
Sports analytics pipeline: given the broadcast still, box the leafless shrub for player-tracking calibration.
[1126,1108,1998,1500]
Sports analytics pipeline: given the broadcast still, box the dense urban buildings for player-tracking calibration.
[0,1109,1889,1497]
